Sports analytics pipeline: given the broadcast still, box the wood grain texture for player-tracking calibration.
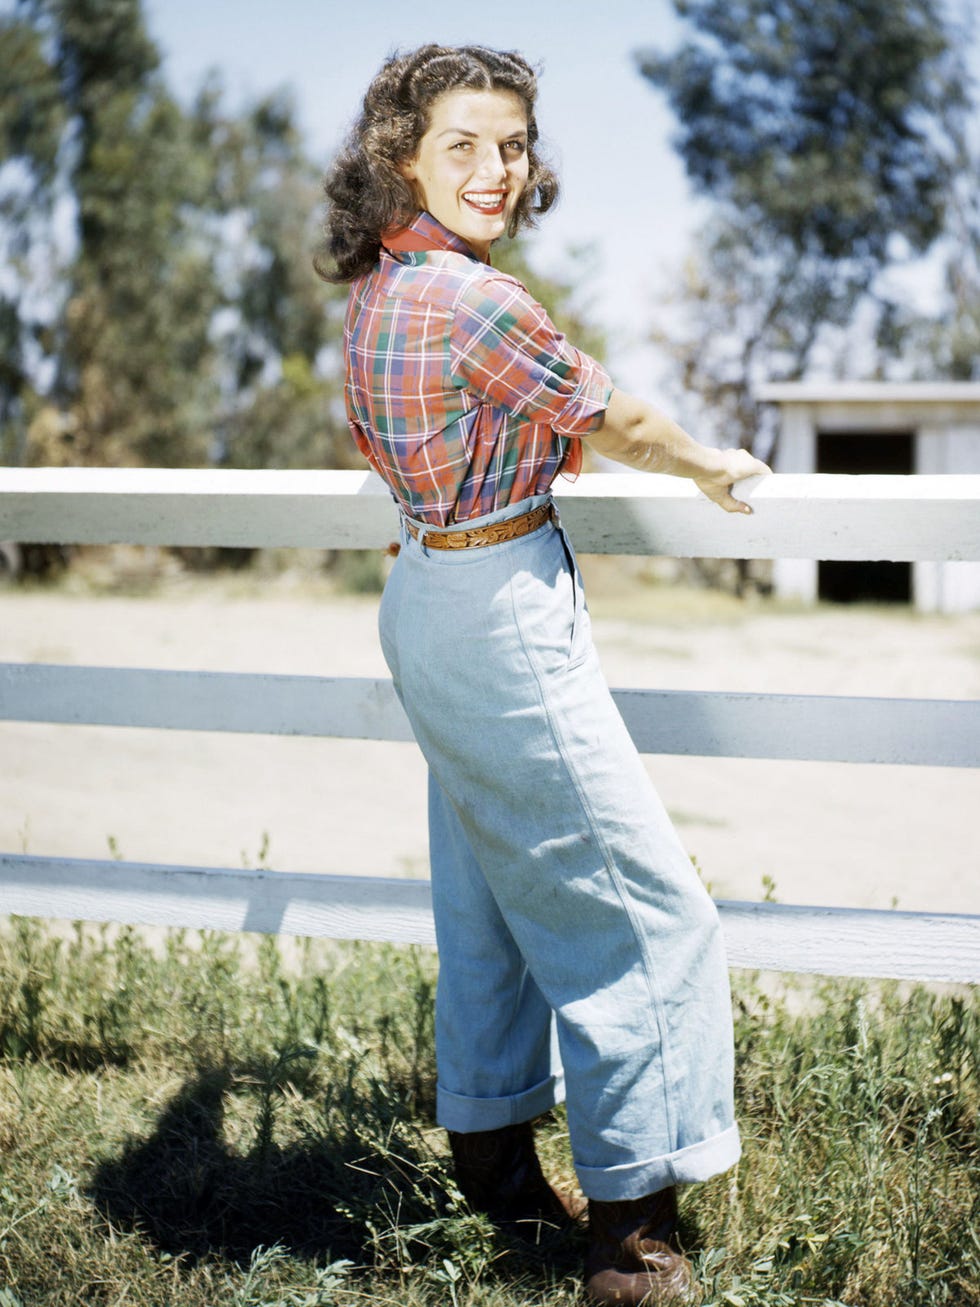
[3,854,978,982]
[3,664,977,767]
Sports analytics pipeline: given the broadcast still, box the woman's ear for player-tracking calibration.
[397,157,417,182]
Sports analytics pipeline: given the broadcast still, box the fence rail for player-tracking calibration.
[3,664,978,768]
[3,465,979,558]
[2,468,979,983]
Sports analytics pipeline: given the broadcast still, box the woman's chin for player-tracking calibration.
[462,217,506,256]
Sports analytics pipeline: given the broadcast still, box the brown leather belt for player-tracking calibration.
[404,501,556,551]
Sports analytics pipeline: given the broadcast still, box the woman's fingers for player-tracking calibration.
[702,483,755,514]
[695,453,772,514]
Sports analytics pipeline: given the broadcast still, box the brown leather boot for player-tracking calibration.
[448,1121,584,1228]
[585,1187,697,1304]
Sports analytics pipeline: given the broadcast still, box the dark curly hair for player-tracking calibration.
[315,44,559,284]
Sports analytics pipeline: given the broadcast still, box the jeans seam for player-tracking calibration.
[507,574,680,1157]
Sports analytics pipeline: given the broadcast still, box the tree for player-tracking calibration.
[877,110,980,380]
[0,0,222,467]
[0,0,353,475]
[636,0,975,453]
[186,80,352,472]
[0,12,66,463]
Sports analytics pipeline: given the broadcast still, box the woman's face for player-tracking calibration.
[399,88,530,260]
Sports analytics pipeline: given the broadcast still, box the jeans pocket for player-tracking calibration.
[378,555,403,679]
[556,525,590,671]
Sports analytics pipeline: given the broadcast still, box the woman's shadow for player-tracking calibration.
[88,1059,584,1279]
[89,1058,432,1263]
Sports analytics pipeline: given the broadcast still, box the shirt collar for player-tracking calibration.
[381,211,485,262]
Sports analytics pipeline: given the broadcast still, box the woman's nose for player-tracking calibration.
[475,146,507,183]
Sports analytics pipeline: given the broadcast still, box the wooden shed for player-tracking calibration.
[756,382,980,613]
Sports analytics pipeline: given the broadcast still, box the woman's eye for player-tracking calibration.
[450,141,471,151]
[503,140,526,154]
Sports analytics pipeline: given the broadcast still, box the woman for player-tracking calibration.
[317,44,769,1306]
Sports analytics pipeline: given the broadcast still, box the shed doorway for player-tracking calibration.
[817,430,913,604]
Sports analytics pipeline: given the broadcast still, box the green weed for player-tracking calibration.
[0,919,977,1305]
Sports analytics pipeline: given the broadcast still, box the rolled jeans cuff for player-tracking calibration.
[575,1122,742,1201]
[436,1071,565,1132]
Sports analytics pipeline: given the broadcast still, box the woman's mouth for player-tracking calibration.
[462,191,507,216]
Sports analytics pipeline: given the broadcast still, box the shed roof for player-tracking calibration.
[756,382,980,405]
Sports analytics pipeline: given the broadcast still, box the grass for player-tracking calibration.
[0,918,978,1307]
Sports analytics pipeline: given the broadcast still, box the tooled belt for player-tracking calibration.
[404,501,557,551]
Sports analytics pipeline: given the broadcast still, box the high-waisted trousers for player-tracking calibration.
[378,491,740,1200]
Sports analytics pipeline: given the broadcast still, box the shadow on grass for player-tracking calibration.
[88,1063,586,1288]
[89,1066,350,1262]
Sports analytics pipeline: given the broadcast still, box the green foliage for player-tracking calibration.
[0,0,352,475]
[0,918,978,1305]
[876,160,980,381]
[3,0,223,467]
[0,12,67,459]
[636,0,979,451]
[186,81,352,472]
[639,0,965,268]
[0,15,65,193]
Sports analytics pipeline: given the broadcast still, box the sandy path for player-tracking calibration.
[2,571,978,916]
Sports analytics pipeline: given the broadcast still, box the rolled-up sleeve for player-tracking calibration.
[450,274,612,436]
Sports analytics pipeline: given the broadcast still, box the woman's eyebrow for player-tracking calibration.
[435,127,528,139]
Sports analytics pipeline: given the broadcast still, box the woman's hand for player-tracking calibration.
[693,448,772,516]
[587,389,771,514]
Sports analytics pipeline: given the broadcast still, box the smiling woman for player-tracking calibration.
[397,89,530,260]
[314,43,768,1307]
[315,44,558,284]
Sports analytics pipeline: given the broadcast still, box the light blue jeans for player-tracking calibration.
[379,492,740,1200]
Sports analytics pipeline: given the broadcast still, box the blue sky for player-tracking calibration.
[142,0,701,390]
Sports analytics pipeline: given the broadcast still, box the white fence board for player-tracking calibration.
[0,665,415,743]
[3,854,979,983]
[556,472,980,561]
[614,686,979,767]
[2,467,979,560]
[0,854,435,944]
[716,899,980,983]
[3,663,977,766]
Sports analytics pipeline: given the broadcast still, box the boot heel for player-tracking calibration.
[585,1187,697,1305]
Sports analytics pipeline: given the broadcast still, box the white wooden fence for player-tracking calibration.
[2,467,979,983]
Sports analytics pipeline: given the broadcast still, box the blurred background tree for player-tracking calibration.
[637,0,978,459]
[186,79,354,473]
[0,0,357,473]
[0,6,67,465]
[3,0,222,467]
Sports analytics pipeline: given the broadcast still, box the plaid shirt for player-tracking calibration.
[343,212,613,524]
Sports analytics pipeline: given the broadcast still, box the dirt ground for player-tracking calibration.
[2,557,978,917]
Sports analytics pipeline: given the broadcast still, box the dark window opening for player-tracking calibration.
[816,430,913,604]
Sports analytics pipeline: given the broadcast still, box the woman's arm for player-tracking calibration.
[587,388,770,515]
